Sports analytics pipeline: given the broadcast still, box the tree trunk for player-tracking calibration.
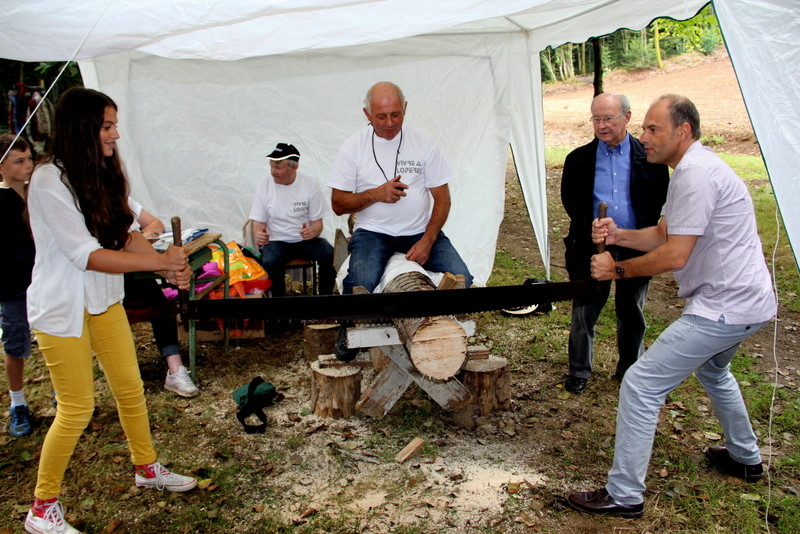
[383,272,468,380]
[653,20,664,70]
[541,49,557,82]
[592,37,604,96]
[451,355,511,429]
[564,43,575,79]
[556,45,574,80]
[459,356,511,416]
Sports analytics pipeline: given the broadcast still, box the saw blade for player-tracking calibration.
[186,280,592,322]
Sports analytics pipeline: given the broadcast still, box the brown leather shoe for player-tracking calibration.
[567,488,644,518]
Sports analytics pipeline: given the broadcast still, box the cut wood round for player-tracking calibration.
[460,355,510,416]
[383,272,467,380]
[451,355,510,430]
[309,361,362,418]
[304,323,340,361]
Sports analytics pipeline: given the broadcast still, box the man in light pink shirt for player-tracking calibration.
[567,95,776,518]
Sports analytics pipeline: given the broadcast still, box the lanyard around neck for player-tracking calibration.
[371,127,403,182]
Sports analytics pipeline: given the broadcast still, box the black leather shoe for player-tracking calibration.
[567,488,644,518]
[564,376,588,394]
[334,323,359,362]
[705,446,763,482]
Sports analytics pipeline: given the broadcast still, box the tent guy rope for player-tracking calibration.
[0,0,114,164]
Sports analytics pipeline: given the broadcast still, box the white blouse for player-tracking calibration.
[27,163,125,337]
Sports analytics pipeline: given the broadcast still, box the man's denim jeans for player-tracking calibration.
[343,229,472,294]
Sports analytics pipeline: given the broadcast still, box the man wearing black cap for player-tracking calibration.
[248,143,335,296]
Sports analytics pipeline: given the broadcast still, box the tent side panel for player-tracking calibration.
[86,35,519,286]
[715,0,800,270]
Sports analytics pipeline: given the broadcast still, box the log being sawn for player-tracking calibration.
[381,271,468,381]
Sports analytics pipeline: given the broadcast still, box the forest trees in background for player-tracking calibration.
[1,61,82,158]
[540,4,722,85]
[1,61,82,131]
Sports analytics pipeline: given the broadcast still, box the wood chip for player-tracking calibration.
[467,345,490,360]
[395,437,425,463]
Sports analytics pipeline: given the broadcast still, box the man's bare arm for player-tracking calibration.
[593,217,668,252]
[251,220,269,247]
[331,176,409,215]
[591,219,697,281]
[300,219,323,240]
[405,184,451,265]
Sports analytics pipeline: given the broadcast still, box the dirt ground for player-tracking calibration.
[3,52,797,533]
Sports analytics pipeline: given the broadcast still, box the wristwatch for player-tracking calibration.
[615,262,626,279]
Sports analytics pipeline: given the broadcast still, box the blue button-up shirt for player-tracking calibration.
[593,134,636,229]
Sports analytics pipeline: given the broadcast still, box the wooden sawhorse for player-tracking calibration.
[340,320,476,418]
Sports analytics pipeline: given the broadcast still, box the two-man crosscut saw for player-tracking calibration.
[186,280,593,322]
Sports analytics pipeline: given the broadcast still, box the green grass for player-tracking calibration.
[544,146,571,168]
[718,152,770,180]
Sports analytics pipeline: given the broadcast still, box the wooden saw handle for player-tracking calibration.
[597,201,608,254]
[171,216,189,316]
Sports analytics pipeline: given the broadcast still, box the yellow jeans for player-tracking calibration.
[34,303,157,499]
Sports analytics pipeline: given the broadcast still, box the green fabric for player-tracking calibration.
[233,377,276,409]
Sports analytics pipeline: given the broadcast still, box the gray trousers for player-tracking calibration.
[606,314,769,505]
[568,277,649,379]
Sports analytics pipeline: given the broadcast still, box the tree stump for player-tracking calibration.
[451,355,510,429]
[304,323,340,362]
[383,272,467,380]
[309,361,362,418]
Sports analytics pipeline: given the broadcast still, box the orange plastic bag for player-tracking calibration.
[211,241,267,285]
[208,241,270,299]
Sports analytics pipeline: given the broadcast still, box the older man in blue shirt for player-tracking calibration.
[560,93,670,394]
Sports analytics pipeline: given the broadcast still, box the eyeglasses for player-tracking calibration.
[590,112,625,125]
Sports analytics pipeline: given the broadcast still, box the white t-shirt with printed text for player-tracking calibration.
[249,171,330,243]
[327,125,454,236]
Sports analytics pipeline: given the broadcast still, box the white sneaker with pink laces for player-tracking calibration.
[135,461,197,492]
[25,497,80,534]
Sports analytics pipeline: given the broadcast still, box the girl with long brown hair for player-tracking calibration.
[24,88,197,534]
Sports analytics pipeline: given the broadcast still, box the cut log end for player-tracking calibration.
[383,271,469,381]
[407,319,467,380]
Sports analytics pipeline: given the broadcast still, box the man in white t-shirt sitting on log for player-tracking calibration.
[327,81,472,294]
[249,142,335,296]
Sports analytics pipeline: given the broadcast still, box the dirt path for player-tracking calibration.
[542,52,759,156]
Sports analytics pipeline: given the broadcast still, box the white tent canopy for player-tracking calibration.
[2,0,798,284]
